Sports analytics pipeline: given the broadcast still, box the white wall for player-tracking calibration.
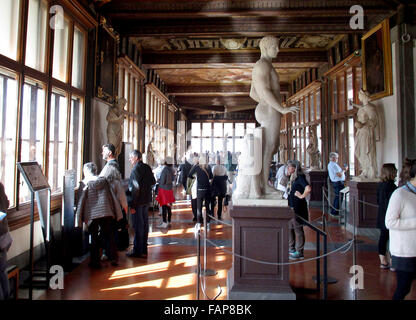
[8,221,45,260]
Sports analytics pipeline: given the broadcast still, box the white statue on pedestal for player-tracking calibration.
[350,89,380,180]
[106,97,126,158]
[306,125,321,170]
[240,36,298,198]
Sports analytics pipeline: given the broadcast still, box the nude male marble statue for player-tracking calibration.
[249,36,299,196]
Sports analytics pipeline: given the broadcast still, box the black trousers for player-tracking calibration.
[197,189,211,223]
[162,205,172,223]
[211,195,224,219]
[191,198,197,221]
[393,270,416,300]
[89,217,118,264]
[378,229,389,256]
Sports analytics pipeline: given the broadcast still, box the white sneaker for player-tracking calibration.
[158,222,168,228]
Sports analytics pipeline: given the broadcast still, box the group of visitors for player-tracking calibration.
[184,153,229,224]
[76,144,156,265]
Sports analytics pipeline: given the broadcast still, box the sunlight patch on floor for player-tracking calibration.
[109,261,170,280]
[166,273,196,289]
[100,278,164,291]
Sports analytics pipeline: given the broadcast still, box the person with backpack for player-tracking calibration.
[0,182,11,300]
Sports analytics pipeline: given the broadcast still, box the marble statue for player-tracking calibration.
[234,134,262,199]
[106,97,126,158]
[279,144,286,164]
[146,138,156,168]
[248,36,299,196]
[350,89,380,180]
[306,125,321,170]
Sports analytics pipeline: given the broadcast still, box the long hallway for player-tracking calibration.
[37,189,416,300]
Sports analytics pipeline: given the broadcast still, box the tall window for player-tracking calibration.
[0,69,19,206]
[26,0,48,72]
[0,0,21,60]
[0,1,92,210]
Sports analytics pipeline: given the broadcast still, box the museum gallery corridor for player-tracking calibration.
[37,189,416,301]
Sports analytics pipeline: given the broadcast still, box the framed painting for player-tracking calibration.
[361,19,393,100]
[95,16,119,104]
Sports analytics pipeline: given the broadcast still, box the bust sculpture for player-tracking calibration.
[279,144,286,164]
[146,138,156,168]
[106,97,126,158]
[306,125,321,170]
[350,89,380,180]
[247,36,299,197]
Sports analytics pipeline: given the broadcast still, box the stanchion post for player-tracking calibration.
[196,225,201,300]
[352,194,357,301]
[316,232,320,292]
[323,234,328,300]
[29,191,34,301]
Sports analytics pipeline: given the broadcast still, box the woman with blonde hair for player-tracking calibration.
[376,163,397,269]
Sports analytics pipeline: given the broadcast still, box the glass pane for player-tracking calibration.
[123,117,128,142]
[213,138,223,154]
[52,17,70,82]
[224,123,233,136]
[202,123,211,137]
[305,128,310,167]
[292,111,296,127]
[68,97,84,185]
[305,97,309,123]
[333,79,338,114]
[72,27,86,89]
[317,124,322,155]
[338,76,345,113]
[0,0,20,60]
[202,138,211,153]
[234,138,244,154]
[246,122,256,134]
[347,71,354,110]
[235,123,245,136]
[316,91,321,120]
[0,69,18,207]
[310,94,315,121]
[213,122,223,137]
[20,79,46,203]
[26,0,48,72]
[192,122,200,136]
[227,137,233,153]
[299,100,304,124]
[48,89,68,194]
[191,138,200,154]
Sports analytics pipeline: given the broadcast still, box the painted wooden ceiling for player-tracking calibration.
[95,0,399,115]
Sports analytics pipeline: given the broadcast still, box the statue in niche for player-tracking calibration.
[106,97,126,158]
[146,138,156,168]
[279,144,286,164]
[349,89,380,180]
[306,125,321,170]
[248,36,299,197]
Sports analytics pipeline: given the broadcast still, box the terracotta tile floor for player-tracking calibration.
[38,189,416,300]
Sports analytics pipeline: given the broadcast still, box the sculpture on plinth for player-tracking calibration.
[350,89,380,180]
[306,125,321,170]
[234,36,298,199]
[106,97,126,158]
[146,138,156,168]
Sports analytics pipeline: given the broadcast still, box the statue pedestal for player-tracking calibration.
[346,180,379,228]
[227,199,296,300]
[305,170,328,204]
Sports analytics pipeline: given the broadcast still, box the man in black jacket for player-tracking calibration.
[126,150,156,258]
[178,155,192,192]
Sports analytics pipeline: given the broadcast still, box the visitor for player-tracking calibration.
[187,153,199,222]
[0,182,11,300]
[75,162,122,268]
[287,160,311,260]
[275,160,294,199]
[327,152,348,216]
[126,150,156,258]
[156,157,176,229]
[386,158,416,300]
[211,156,228,220]
[376,163,397,269]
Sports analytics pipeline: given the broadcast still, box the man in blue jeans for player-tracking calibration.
[327,152,348,216]
[126,150,156,258]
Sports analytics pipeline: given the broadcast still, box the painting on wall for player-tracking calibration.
[96,16,119,104]
[361,19,393,100]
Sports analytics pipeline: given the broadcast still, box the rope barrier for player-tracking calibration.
[205,238,354,266]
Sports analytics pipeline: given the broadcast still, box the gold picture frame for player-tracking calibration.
[361,19,393,100]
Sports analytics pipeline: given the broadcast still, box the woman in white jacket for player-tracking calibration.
[385,158,416,300]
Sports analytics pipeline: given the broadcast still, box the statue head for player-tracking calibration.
[259,36,279,59]
[358,89,370,104]
[116,97,127,109]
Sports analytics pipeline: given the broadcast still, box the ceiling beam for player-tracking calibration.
[175,96,257,108]
[143,50,328,65]
[168,84,290,95]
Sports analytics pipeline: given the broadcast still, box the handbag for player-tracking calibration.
[0,231,12,252]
